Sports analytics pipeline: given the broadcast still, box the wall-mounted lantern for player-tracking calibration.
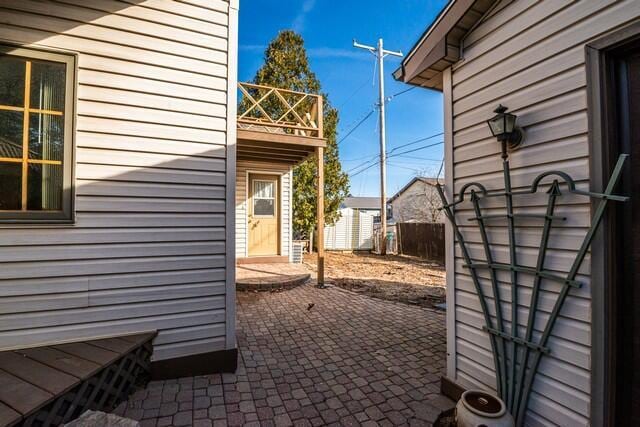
[487,104,523,158]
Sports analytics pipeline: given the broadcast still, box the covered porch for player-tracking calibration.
[234,82,327,285]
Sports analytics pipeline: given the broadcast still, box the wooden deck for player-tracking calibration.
[237,82,326,165]
[0,333,155,427]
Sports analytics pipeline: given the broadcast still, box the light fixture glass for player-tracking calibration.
[487,104,523,158]
[487,104,517,140]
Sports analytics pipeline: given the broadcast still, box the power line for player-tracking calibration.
[342,130,443,163]
[349,160,380,177]
[337,60,377,110]
[337,108,375,145]
[392,155,442,162]
[387,131,444,154]
[388,86,416,100]
[348,140,444,177]
[347,140,444,174]
[386,162,425,173]
[347,157,377,174]
[358,160,372,196]
[340,106,373,132]
[337,79,370,110]
[342,153,378,162]
[388,140,444,157]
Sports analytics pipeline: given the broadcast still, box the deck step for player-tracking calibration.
[0,332,155,427]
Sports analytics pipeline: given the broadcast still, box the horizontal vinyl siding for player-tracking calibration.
[448,0,640,425]
[235,160,292,259]
[324,208,351,250]
[0,0,233,361]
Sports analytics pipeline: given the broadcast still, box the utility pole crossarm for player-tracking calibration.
[382,48,403,57]
[352,37,403,255]
[352,39,375,52]
[353,39,403,57]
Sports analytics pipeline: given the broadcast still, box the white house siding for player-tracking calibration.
[0,0,238,362]
[446,0,640,425]
[235,160,293,260]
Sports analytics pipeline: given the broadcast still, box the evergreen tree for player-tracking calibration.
[251,30,349,241]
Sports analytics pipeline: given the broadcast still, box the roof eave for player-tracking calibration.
[389,176,441,203]
[393,0,498,90]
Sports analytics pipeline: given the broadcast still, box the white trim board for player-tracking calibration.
[224,0,239,351]
[244,169,286,258]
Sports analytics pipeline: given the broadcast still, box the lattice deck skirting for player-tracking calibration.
[0,333,156,427]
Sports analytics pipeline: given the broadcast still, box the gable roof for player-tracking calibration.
[392,0,498,90]
[388,177,440,203]
[341,197,382,210]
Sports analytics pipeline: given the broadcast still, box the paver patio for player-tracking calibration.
[114,283,454,426]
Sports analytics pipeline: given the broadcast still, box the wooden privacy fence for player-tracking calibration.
[396,222,444,263]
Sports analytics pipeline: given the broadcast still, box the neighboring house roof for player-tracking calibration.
[388,177,440,203]
[341,197,382,210]
[392,0,498,89]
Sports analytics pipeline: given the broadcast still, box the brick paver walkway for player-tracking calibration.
[115,284,453,426]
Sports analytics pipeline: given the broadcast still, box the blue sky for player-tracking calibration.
[238,0,448,197]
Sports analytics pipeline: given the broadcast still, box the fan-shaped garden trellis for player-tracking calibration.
[436,145,628,426]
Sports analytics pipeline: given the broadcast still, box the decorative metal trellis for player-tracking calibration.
[436,148,629,426]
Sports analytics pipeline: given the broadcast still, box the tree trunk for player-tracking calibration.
[308,225,314,254]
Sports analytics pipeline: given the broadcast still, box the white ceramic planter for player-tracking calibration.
[455,390,514,427]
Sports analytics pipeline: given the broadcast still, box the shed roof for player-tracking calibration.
[342,197,382,210]
[392,0,498,90]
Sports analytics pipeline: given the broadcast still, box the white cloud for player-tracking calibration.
[292,0,316,32]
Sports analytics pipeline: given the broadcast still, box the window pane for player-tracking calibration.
[0,110,23,158]
[27,163,63,211]
[29,113,63,161]
[0,162,21,210]
[30,60,66,111]
[0,56,25,107]
[254,180,274,198]
[254,198,274,216]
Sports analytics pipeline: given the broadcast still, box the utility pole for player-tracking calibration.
[353,38,403,254]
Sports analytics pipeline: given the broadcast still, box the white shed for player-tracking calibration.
[324,197,379,250]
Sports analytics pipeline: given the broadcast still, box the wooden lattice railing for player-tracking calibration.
[237,82,323,138]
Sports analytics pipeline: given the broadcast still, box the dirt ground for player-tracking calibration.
[304,251,446,309]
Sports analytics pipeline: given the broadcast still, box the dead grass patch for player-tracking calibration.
[304,251,446,309]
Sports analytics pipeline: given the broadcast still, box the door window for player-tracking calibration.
[253,179,276,216]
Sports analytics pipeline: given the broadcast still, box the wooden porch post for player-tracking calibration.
[316,145,325,287]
